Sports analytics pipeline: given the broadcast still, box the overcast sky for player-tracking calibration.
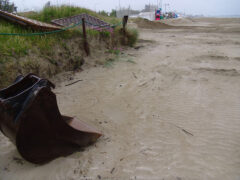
[13,0,240,16]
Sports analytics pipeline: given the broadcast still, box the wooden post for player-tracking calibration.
[122,15,129,45]
[82,18,90,56]
[122,15,129,36]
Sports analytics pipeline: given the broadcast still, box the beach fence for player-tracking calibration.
[51,13,114,32]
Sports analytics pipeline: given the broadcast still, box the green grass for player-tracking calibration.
[0,19,83,57]
[21,5,121,25]
[113,27,139,47]
[126,28,139,47]
[0,20,30,56]
[103,50,137,68]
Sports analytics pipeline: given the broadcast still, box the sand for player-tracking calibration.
[1,18,240,180]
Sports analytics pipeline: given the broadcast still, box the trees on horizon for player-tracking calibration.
[0,0,17,13]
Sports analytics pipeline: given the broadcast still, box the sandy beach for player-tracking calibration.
[1,18,240,180]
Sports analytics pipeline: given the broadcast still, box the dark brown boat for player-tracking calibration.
[0,74,102,164]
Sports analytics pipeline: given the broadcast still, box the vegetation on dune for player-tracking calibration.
[0,5,136,57]
[0,18,82,57]
[22,5,120,25]
[125,28,139,47]
[0,5,138,88]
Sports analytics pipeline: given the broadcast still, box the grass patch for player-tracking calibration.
[103,48,137,68]
[0,19,82,57]
[104,58,117,68]
[21,5,121,25]
[107,48,122,55]
[103,55,136,68]
[126,59,136,64]
[126,28,139,47]
[113,27,139,47]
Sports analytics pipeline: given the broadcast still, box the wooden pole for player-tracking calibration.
[82,18,90,56]
[122,15,128,36]
[122,15,128,45]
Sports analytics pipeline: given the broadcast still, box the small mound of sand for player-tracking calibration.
[161,18,195,25]
[132,18,173,29]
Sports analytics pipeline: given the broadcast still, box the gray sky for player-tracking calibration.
[14,0,240,16]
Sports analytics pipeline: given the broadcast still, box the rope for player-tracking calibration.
[111,21,122,28]
[0,19,122,36]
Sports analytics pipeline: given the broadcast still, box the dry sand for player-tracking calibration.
[1,18,240,180]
